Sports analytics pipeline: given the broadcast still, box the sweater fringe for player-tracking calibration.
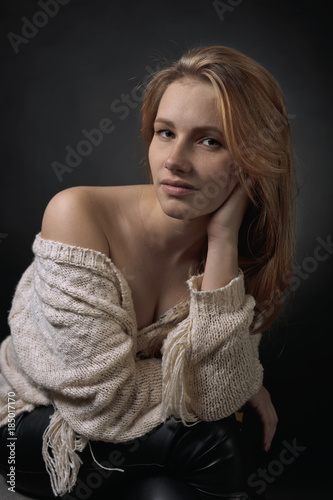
[42,409,88,496]
[161,319,199,426]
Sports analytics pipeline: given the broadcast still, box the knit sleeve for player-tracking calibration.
[161,270,263,422]
[5,235,163,443]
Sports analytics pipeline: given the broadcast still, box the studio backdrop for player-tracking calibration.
[1,0,332,497]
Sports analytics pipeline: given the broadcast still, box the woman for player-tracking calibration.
[0,46,295,499]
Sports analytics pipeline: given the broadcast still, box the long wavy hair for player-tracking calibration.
[141,46,296,354]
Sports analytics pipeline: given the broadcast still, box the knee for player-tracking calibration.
[171,416,242,467]
[168,416,246,494]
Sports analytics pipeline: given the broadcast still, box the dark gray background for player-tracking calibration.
[1,0,332,497]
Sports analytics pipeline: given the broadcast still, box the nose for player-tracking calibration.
[164,141,192,173]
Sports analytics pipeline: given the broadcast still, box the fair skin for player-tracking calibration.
[41,78,277,451]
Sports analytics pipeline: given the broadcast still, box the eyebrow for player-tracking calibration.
[154,117,223,136]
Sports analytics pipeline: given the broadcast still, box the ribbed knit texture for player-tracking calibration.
[0,233,263,495]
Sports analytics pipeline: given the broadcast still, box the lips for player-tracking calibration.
[161,178,196,189]
[161,179,197,196]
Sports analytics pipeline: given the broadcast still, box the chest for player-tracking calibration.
[110,248,189,329]
[100,186,193,329]
[124,263,190,330]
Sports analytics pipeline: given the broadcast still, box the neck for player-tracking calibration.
[139,186,209,264]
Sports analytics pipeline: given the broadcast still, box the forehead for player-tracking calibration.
[156,79,221,127]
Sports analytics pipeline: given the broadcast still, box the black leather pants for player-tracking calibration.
[0,406,254,499]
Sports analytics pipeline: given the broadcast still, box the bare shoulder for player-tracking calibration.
[40,186,111,255]
[40,185,150,256]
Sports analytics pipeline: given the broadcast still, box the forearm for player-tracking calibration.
[201,237,238,290]
[202,180,250,290]
[161,270,262,423]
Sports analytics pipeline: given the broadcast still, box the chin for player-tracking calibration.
[160,200,202,221]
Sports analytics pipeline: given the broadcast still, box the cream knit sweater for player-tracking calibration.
[0,233,263,495]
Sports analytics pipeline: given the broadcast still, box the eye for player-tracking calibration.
[155,129,175,139]
[201,137,222,148]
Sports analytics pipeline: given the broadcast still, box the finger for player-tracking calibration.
[262,406,278,451]
[262,409,277,450]
[223,182,250,217]
[247,385,278,452]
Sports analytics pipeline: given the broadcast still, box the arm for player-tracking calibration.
[7,188,163,442]
[187,271,263,415]
[203,182,278,450]
[8,235,163,442]
[162,183,277,449]
[201,182,247,291]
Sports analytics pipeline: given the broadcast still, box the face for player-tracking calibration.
[148,78,238,221]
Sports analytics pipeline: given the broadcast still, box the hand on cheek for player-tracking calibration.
[207,180,251,244]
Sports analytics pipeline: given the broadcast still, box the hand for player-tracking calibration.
[207,181,250,243]
[247,385,278,452]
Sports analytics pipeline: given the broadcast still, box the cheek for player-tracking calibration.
[148,141,160,174]
[147,146,156,181]
[192,160,238,213]
[201,157,238,196]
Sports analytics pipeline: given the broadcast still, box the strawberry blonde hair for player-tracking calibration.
[141,46,296,344]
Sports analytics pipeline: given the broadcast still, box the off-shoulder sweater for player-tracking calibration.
[0,233,263,495]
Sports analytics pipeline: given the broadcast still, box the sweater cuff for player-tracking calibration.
[187,269,248,315]
[186,270,256,364]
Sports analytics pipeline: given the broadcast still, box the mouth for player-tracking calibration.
[161,178,197,196]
